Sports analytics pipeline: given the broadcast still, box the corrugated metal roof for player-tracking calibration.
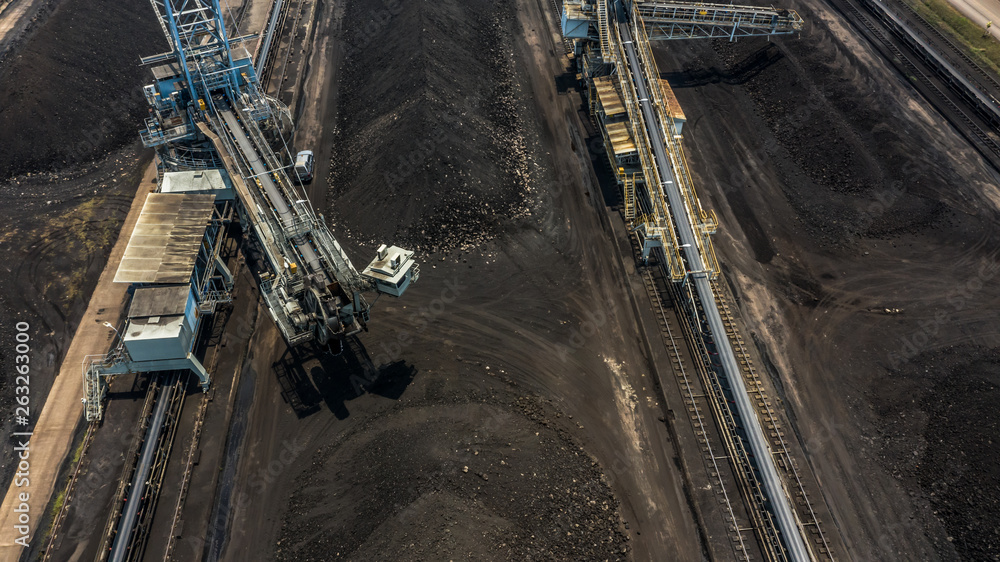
[161,169,228,192]
[659,79,687,122]
[605,121,637,155]
[594,76,626,117]
[114,193,216,284]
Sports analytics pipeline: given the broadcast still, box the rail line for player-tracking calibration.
[886,0,1000,97]
[711,281,834,558]
[268,0,309,102]
[609,9,812,558]
[253,0,285,83]
[162,250,245,561]
[634,243,753,560]
[829,0,1000,168]
[41,423,99,560]
[553,0,830,557]
[42,370,163,561]
[624,207,823,560]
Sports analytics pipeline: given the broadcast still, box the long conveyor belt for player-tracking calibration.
[217,108,326,282]
[614,7,811,560]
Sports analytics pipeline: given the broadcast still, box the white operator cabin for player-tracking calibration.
[124,285,198,362]
[363,244,419,297]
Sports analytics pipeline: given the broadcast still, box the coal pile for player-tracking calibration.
[0,0,165,180]
[274,392,629,560]
[0,0,162,494]
[869,345,1000,560]
[706,36,963,248]
[328,0,531,253]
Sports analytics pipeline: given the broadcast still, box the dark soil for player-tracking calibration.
[0,0,164,179]
[871,345,1000,559]
[5,0,1000,558]
[0,0,161,498]
[657,0,1000,556]
[219,1,700,560]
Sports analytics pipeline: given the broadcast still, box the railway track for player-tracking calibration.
[886,0,1000,102]
[636,251,754,560]
[620,201,832,560]
[576,23,823,555]
[712,281,834,559]
[635,240,835,560]
[161,385,210,561]
[255,0,291,91]
[828,0,1000,169]
[591,57,829,556]
[41,422,99,560]
[269,0,308,99]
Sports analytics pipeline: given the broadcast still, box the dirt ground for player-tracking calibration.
[217,0,701,560]
[2,0,1000,559]
[224,0,1000,557]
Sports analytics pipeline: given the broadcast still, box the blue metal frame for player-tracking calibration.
[147,0,253,104]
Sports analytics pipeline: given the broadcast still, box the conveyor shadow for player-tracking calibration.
[661,43,783,88]
[272,337,416,420]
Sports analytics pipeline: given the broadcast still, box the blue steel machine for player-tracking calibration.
[83,0,418,422]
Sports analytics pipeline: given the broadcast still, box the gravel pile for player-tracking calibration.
[274,391,630,560]
[0,0,163,180]
[328,0,532,254]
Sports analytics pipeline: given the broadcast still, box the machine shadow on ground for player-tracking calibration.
[556,72,624,209]
[660,43,783,88]
[272,337,417,419]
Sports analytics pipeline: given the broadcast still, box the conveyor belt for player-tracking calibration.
[107,374,178,562]
[218,108,326,281]
[615,6,811,560]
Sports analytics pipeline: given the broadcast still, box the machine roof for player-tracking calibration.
[604,121,637,155]
[128,285,191,319]
[161,169,229,193]
[362,245,415,284]
[659,79,687,122]
[594,76,626,117]
[114,193,216,284]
